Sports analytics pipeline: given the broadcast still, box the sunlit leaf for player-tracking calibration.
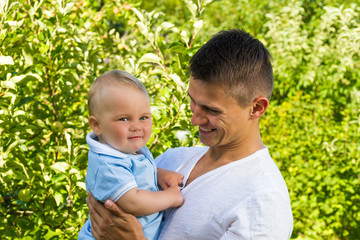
[138,53,161,65]
[0,56,14,65]
[50,162,70,173]
[53,192,63,206]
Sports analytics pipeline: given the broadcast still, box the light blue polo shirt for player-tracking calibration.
[78,132,162,240]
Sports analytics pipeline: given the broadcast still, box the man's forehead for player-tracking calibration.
[188,78,227,97]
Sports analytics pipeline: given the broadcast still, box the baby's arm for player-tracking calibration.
[157,168,184,190]
[116,186,183,216]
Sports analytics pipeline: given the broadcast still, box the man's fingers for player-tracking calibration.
[87,192,106,236]
[104,199,132,222]
[87,192,101,224]
[104,199,122,216]
[90,192,107,215]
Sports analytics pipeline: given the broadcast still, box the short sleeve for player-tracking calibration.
[92,156,137,202]
[155,147,209,172]
[155,147,187,171]
[154,149,170,167]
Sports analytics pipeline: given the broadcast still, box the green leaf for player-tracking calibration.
[0,56,14,65]
[138,53,161,65]
[43,227,62,240]
[132,8,144,22]
[193,20,204,35]
[76,181,86,190]
[13,110,25,117]
[160,22,175,31]
[0,80,15,89]
[53,192,63,206]
[65,131,72,155]
[184,0,197,18]
[170,73,185,90]
[50,162,70,173]
[180,30,189,45]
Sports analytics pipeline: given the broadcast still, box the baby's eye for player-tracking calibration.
[119,117,128,122]
[139,116,148,120]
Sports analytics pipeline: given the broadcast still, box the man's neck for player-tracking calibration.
[207,130,265,163]
[184,137,264,187]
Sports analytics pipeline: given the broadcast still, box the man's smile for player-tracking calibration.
[199,127,215,132]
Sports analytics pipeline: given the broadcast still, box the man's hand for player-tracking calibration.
[157,168,184,190]
[86,191,146,240]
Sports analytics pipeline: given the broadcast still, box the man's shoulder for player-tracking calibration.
[155,146,208,170]
[162,146,208,157]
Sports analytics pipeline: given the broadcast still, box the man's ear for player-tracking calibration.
[250,97,269,120]
[89,116,101,136]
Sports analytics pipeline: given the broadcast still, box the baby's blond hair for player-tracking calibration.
[88,70,148,116]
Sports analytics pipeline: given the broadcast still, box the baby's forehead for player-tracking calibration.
[100,77,147,93]
[99,77,130,88]
[93,85,149,112]
[96,80,150,104]
[95,80,133,95]
[90,75,149,106]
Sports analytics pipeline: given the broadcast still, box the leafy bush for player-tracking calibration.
[263,3,360,239]
[0,0,359,239]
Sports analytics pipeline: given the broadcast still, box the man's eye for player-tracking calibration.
[206,108,219,115]
[119,117,128,121]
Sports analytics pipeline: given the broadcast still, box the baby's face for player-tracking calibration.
[95,84,152,154]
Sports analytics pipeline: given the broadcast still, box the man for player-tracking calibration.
[86,29,293,239]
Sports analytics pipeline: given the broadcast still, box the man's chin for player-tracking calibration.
[199,136,218,147]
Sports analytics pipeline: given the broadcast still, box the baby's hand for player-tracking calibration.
[164,186,184,207]
[157,168,184,190]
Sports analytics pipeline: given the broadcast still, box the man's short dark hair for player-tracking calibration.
[189,29,273,107]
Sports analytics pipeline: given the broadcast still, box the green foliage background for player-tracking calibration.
[0,0,359,239]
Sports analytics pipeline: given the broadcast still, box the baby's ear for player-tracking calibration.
[250,97,269,120]
[89,116,101,135]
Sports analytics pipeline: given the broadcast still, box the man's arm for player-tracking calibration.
[116,186,183,216]
[86,191,146,240]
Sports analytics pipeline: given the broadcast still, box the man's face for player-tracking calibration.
[188,77,253,149]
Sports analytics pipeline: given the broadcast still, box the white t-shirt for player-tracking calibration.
[156,146,293,240]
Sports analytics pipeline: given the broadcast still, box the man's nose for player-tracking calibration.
[191,106,207,126]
